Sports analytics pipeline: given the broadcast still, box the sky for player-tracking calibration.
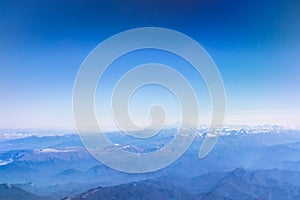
[0,0,299,129]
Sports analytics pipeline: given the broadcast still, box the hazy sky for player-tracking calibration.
[0,0,299,129]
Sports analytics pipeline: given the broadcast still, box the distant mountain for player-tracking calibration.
[1,129,300,198]
[65,168,300,200]
[207,168,300,200]
[0,147,99,187]
[0,163,41,184]
[0,135,83,151]
[64,182,195,200]
[0,184,53,200]
[1,147,91,163]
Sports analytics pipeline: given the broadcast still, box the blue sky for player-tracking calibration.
[0,0,299,129]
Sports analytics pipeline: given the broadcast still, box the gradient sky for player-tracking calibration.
[0,0,299,129]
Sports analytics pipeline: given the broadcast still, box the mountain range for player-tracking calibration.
[63,168,300,200]
[1,128,300,199]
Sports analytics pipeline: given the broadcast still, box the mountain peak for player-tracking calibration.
[232,167,247,176]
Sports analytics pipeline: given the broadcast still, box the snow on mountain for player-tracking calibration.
[0,158,13,166]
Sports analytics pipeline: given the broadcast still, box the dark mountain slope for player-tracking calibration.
[66,182,195,200]
[0,184,53,200]
[65,168,300,200]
